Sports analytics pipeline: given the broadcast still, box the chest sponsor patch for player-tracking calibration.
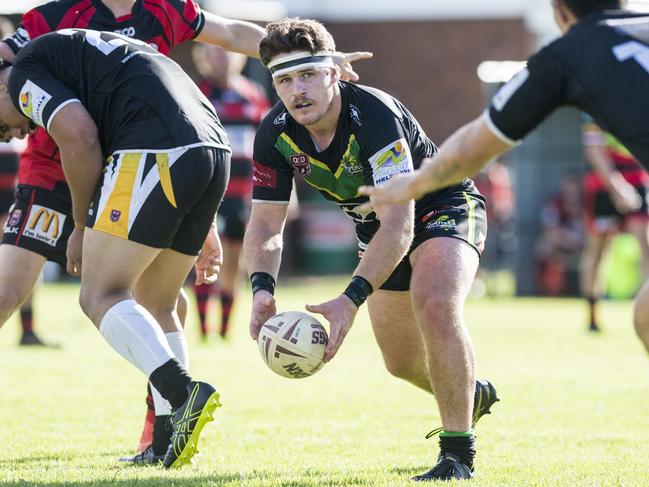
[369,138,413,186]
[22,204,66,247]
[19,80,52,128]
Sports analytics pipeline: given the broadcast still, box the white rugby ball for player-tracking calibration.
[257,311,328,379]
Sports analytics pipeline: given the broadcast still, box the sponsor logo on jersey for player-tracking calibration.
[369,138,413,186]
[290,153,311,177]
[349,104,362,126]
[114,26,136,37]
[339,203,376,225]
[110,210,121,222]
[421,206,466,223]
[341,154,363,176]
[18,80,52,128]
[6,208,22,228]
[252,162,277,188]
[274,111,289,125]
[426,215,457,232]
[23,205,66,247]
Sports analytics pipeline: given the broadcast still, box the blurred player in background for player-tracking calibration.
[192,44,270,339]
[245,18,499,482]
[581,121,649,331]
[358,0,649,360]
[0,2,369,462]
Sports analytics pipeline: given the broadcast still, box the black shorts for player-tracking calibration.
[363,185,487,292]
[1,183,74,267]
[0,153,18,214]
[216,196,250,241]
[87,145,230,255]
[585,185,649,234]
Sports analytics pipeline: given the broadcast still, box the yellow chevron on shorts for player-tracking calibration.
[156,153,177,208]
[94,153,140,238]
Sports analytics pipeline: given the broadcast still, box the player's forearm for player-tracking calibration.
[58,139,103,226]
[418,121,498,195]
[197,12,264,59]
[243,220,284,279]
[0,42,15,62]
[354,207,414,290]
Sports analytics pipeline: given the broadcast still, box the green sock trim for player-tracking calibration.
[439,429,474,438]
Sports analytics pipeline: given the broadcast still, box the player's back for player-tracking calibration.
[10,30,227,154]
[549,10,649,164]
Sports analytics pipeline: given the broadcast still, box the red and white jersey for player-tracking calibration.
[3,0,205,191]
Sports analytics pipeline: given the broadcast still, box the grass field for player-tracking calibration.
[0,278,648,486]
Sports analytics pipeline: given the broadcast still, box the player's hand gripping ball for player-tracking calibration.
[257,311,328,379]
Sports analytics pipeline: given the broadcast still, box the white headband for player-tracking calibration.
[266,50,336,78]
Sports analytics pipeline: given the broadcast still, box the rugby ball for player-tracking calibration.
[257,311,328,379]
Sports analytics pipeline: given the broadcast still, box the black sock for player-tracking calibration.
[439,434,476,470]
[151,415,172,455]
[148,359,192,410]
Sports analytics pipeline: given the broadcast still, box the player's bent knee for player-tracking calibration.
[382,355,419,382]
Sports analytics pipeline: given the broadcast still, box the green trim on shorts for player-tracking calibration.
[463,191,477,246]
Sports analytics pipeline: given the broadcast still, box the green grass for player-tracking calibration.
[0,279,648,486]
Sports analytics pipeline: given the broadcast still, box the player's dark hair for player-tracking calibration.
[260,18,336,66]
[562,0,621,18]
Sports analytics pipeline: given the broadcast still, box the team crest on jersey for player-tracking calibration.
[19,80,52,128]
[110,210,122,222]
[290,153,311,176]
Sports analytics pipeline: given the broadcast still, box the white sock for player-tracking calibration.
[151,331,190,416]
[165,331,189,369]
[99,299,174,377]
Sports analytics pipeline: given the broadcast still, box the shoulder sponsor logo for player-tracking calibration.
[274,111,289,125]
[19,80,52,128]
[369,138,413,186]
[290,153,311,177]
[23,204,66,247]
[252,162,277,188]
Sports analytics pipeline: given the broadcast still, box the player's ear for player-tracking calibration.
[0,82,7,94]
[330,66,341,83]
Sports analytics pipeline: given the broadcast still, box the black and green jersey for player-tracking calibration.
[252,81,474,243]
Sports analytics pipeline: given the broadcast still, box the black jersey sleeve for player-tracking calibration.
[251,118,294,203]
[358,89,416,186]
[9,65,80,132]
[487,46,569,144]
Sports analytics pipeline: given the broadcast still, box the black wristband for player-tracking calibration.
[251,271,276,295]
[343,275,374,308]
